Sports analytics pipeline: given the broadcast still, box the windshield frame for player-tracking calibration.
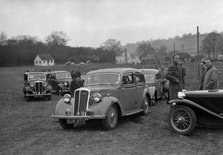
[56,72,71,79]
[84,72,121,86]
[28,73,46,81]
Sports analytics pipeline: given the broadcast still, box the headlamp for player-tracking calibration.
[63,94,71,103]
[178,91,185,99]
[92,93,101,103]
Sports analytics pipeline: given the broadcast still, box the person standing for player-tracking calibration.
[201,59,219,90]
[75,68,81,78]
[165,55,185,100]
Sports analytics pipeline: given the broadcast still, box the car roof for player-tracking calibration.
[139,69,159,73]
[48,71,70,74]
[87,68,140,75]
[25,72,45,74]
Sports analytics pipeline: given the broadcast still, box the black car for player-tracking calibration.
[168,89,223,135]
[23,72,52,101]
[46,71,72,95]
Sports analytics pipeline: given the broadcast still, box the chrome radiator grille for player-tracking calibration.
[35,82,43,94]
[74,89,90,115]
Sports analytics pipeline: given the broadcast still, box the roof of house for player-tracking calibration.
[37,54,54,60]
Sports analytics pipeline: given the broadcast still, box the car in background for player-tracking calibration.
[46,71,72,96]
[52,68,152,130]
[168,89,223,135]
[23,71,52,102]
[140,69,169,106]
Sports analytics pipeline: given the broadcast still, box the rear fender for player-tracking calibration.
[169,99,223,119]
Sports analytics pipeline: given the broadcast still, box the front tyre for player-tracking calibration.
[168,105,197,135]
[58,119,73,129]
[102,105,118,130]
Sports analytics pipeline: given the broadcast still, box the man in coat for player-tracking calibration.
[165,55,185,100]
[201,59,219,90]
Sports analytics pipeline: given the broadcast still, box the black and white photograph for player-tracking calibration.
[0,0,223,154]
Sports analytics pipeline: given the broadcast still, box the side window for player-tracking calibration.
[122,73,133,85]
[155,73,161,79]
[135,72,144,84]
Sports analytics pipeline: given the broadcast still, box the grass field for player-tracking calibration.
[0,62,223,154]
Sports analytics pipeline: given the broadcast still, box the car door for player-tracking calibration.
[134,72,145,109]
[119,72,136,114]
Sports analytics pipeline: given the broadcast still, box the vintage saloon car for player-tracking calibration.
[23,71,52,101]
[168,89,223,135]
[46,71,72,95]
[52,68,152,130]
[140,69,169,106]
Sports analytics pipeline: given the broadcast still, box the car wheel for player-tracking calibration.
[57,87,63,96]
[58,119,73,129]
[141,97,149,115]
[168,105,197,135]
[102,105,118,130]
[26,96,30,102]
[48,95,51,100]
[150,92,156,106]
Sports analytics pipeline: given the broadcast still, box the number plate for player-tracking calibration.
[67,119,85,125]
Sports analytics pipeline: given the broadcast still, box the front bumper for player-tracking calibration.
[52,114,106,120]
[26,93,51,97]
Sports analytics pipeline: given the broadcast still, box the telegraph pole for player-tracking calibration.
[197,26,200,77]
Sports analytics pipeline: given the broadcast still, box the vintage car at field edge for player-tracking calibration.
[168,89,223,135]
[52,68,152,130]
[23,71,52,101]
[140,69,169,106]
[46,71,72,95]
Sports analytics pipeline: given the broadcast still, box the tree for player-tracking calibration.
[101,39,122,63]
[201,31,223,59]
[46,31,69,46]
[136,41,155,60]
[0,32,7,46]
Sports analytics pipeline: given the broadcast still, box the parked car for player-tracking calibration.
[168,89,223,135]
[23,71,52,101]
[52,68,152,130]
[46,71,72,95]
[140,69,169,106]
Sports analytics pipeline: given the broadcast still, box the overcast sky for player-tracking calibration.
[0,0,223,47]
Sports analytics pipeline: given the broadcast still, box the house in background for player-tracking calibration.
[116,49,135,64]
[34,54,55,66]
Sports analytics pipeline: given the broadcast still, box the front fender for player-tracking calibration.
[90,96,122,115]
[169,99,223,119]
[55,98,74,116]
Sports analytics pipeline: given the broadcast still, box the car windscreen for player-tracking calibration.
[144,73,155,82]
[85,73,120,86]
[28,73,46,81]
[56,72,71,79]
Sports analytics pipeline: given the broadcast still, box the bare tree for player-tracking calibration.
[0,32,8,46]
[46,31,69,46]
[201,31,223,59]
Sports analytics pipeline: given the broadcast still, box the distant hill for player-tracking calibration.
[123,33,208,56]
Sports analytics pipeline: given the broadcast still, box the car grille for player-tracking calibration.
[35,82,44,94]
[74,88,90,116]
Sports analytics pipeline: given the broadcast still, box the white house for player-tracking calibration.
[116,49,131,64]
[34,54,55,66]
[116,49,140,64]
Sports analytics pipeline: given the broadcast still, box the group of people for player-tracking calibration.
[165,55,219,101]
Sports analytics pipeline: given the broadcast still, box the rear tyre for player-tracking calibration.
[59,119,73,129]
[48,95,51,100]
[141,97,149,115]
[168,105,197,135]
[102,105,118,130]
